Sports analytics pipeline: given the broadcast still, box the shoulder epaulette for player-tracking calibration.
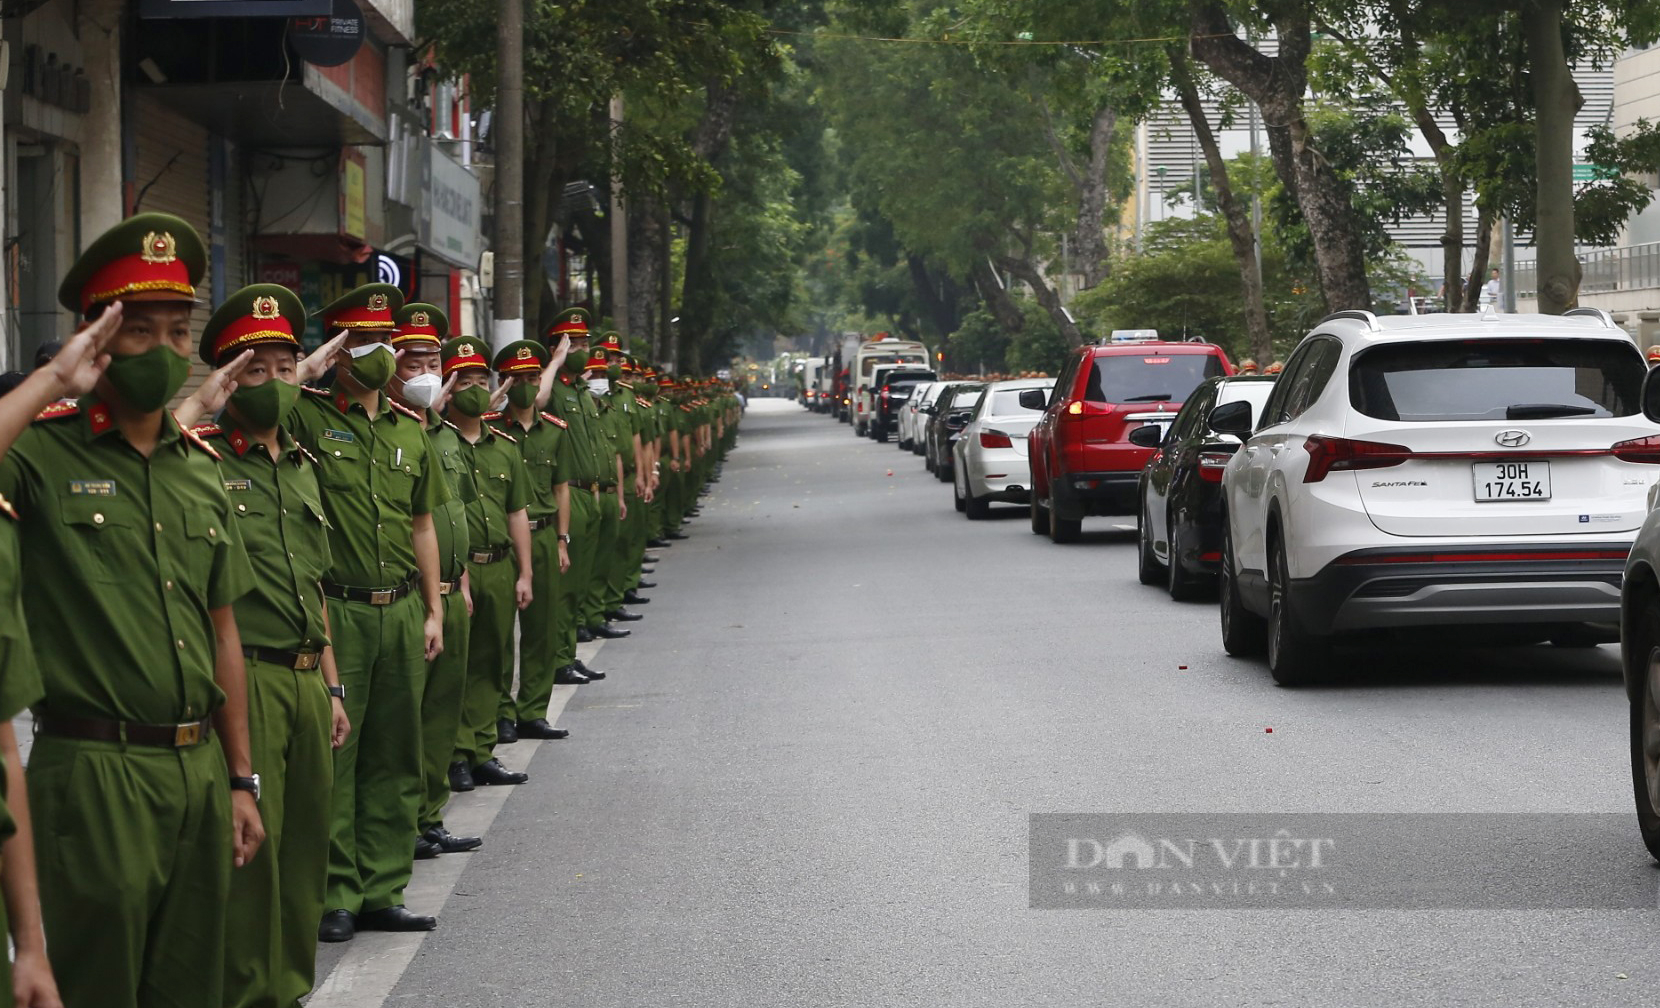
[190,422,223,438]
[0,492,16,521]
[482,411,505,421]
[301,385,331,397]
[294,441,320,465]
[33,400,79,422]
[182,425,223,461]
[441,418,462,432]
[492,428,518,444]
[390,400,423,421]
[540,411,568,429]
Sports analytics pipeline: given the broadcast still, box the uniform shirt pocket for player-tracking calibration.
[56,495,136,584]
[316,440,362,491]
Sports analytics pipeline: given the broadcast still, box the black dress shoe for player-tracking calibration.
[646,538,670,548]
[575,626,595,643]
[496,718,519,745]
[356,905,437,932]
[592,623,632,639]
[623,590,651,604]
[516,718,570,740]
[571,659,606,681]
[447,759,475,792]
[471,758,528,786]
[318,909,355,943]
[637,579,657,589]
[666,530,688,540]
[424,826,483,852]
[414,835,442,860]
[607,608,644,622]
[687,508,702,516]
[553,665,591,685]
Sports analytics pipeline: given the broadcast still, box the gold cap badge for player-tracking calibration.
[251,295,281,320]
[367,293,389,311]
[140,231,179,265]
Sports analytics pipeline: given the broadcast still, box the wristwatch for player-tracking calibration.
[230,774,262,801]
[557,533,572,543]
[327,684,346,700]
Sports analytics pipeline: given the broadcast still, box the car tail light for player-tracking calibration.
[1197,450,1233,483]
[979,429,1013,449]
[1612,435,1660,464]
[881,389,890,409]
[1303,435,1413,483]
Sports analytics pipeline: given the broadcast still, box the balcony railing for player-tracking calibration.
[1515,241,1660,299]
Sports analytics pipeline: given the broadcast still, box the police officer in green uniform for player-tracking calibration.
[487,339,592,724]
[544,310,627,645]
[578,347,632,637]
[441,338,536,782]
[289,284,449,942]
[615,357,658,604]
[387,304,482,857]
[0,213,262,1008]
[188,284,351,1008]
[594,340,649,622]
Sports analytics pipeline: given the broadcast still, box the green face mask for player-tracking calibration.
[228,379,301,430]
[507,382,538,409]
[348,345,395,389]
[105,346,191,412]
[606,364,622,381]
[450,385,491,417]
[561,354,587,377]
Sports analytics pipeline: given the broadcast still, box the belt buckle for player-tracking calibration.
[294,652,321,671]
[369,588,395,605]
[438,581,455,596]
[174,722,203,746]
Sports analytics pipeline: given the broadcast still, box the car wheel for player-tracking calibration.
[1137,499,1163,586]
[875,424,888,442]
[1219,521,1267,657]
[963,473,990,520]
[1267,537,1330,686]
[1048,499,1081,543]
[935,458,952,482]
[1030,495,1048,535]
[925,443,936,473]
[1166,516,1206,601]
[1630,594,1660,861]
[952,471,967,512]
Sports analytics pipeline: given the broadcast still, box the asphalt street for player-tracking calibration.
[335,398,1660,1007]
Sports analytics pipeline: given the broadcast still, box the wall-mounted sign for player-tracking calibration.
[287,0,363,68]
[340,152,366,240]
[417,141,482,269]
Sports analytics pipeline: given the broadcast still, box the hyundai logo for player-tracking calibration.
[1495,429,1531,447]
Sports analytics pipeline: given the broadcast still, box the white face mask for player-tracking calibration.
[399,372,443,410]
[587,376,610,395]
[347,342,394,360]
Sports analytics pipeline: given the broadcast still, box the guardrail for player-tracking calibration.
[1514,241,1660,298]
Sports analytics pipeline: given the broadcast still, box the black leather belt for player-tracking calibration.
[469,546,510,564]
[40,714,213,748]
[438,578,462,595]
[322,575,416,605]
[528,516,556,532]
[573,481,601,491]
[242,646,322,671]
[598,482,617,491]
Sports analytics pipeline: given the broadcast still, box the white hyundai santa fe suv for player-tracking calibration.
[1212,307,1657,685]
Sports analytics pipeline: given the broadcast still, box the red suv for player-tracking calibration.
[1025,337,1233,542]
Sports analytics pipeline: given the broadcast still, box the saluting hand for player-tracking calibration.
[230,791,265,869]
[298,331,349,383]
[49,300,125,398]
[489,376,515,412]
[437,372,460,415]
[175,349,254,429]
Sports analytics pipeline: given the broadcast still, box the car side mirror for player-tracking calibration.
[1644,367,1660,424]
[944,413,969,429]
[1018,389,1047,411]
[1127,423,1165,448]
[1207,400,1254,436]
[920,405,936,415]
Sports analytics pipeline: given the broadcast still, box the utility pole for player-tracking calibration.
[609,95,629,337]
[491,0,524,353]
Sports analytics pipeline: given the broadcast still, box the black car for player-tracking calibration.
[1134,375,1277,599]
[869,369,937,442]
[923,381,986,482]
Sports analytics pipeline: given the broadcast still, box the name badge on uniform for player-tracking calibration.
[68,480,116,496]
[223,479,253,492]
[321,429,355,443]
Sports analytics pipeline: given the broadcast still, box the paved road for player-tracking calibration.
[333,398,1660,1007]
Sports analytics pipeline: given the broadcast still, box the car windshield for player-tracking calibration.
[1086,354,1222,404]
[1349,339,1644,422]
[942,388,985,411]
[988,388,1049,414]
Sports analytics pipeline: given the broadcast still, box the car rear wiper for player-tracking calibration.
[1123,394,1173,402]
[1505,403,1597,419]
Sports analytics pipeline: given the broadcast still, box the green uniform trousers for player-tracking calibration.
[224,658,334,1008]
[419,592,470,832]
[606,490,645,607]
[326,591,425,914]
[460,556,515,763]
[582,490,623,627]
[515,525,570,722]
[563,489,603,638]
[30,734,231,1008]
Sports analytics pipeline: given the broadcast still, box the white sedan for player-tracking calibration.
[952,377,1057,519]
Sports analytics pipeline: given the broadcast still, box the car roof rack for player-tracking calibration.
[1318,309,1380,331]
[1564,306,1619,329]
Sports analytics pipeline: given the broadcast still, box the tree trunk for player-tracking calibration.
[1522,0,1583,314]
[1464,209,1496,312]
[970,259,1025,334]
[1170,48,1270,361]
[521,98,559,330]
[627,198,663,350]
[1188,0,1371,312]
[994,253,1082,345]
[673,82,744,366]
